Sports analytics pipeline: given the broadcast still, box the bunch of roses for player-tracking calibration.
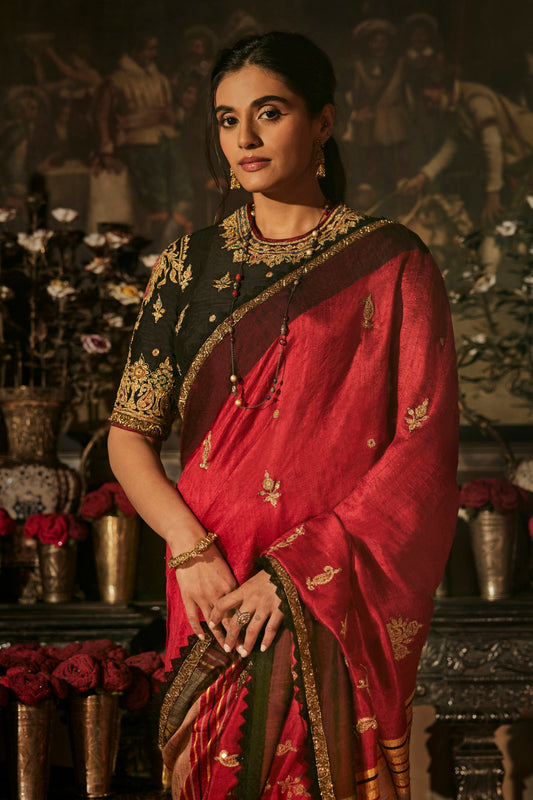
[80,482,136,521]
[459,478,533,514]
[0,508,16,537]
[121,650,166,711]
[23,513,88,547]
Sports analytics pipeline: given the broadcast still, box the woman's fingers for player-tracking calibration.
[258,609,284,652]
[183,599,204,641]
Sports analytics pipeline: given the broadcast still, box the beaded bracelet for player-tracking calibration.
[167,531,218,569]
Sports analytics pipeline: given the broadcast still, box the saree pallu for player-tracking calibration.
[111,207,459,799]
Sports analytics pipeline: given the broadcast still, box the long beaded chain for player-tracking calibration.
[228,204,329,410]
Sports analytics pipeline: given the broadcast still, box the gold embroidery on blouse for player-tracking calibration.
[209,314,216,322]
[152,294,165,323]
[200,432,211,470]
[278,776,311,796]
[179,263,192,291]
[361,293,374,329]
[387,616,423,661]
[276,740,298,756]
[152,348,160,356]
[306,566,342,592]
[356,716,378,735]
[175,304,189,335]
[266,558,335,800]
[268,525,305,552]
[341,614,347,638]
[145,236,190,304]
[178,218,392,418]
[258,470,281,507]
[405,398,429,432]
[214,272,232,291]
[110,354,176,439]
[367,438,376,448]
[214,750,240,768]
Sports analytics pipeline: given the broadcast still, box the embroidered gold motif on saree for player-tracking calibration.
[367,438,376,448]
[357,677,370,691]
[405,398,429,432]
[276,740,298,756]
[268,525,305,552]
[387,616,423,661]
[273,409,280,419]
[341,614,347,637]
[356,715,378,735]
[214,750,240,768]
[306,565,342,592]
[175,304,189,335]
[199,431,212,470]
[214,271,232,291]
[361,293,374,329]
[111,354,176,439]
[278,776,311,796]
[152,294,165,323]
[258,470,281,507]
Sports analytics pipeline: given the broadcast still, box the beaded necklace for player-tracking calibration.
[228,203,329,410]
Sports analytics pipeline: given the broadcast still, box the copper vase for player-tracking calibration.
[68,693,122,798]
[6,699,53,800]
[469,509,519,600]
[37,538,77,602]
[92,516,139,604]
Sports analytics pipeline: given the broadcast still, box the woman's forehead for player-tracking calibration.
[215,65,293,105]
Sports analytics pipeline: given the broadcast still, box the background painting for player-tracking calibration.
[1,0,533,426]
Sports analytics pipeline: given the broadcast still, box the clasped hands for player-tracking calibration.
[174,546,284,658]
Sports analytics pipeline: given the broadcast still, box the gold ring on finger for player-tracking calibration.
[236,610,252,627]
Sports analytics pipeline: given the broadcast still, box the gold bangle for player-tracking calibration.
[168,532,218,569]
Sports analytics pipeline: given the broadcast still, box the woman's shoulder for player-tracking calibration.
[339,205,430,256]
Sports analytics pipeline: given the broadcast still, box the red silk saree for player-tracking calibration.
[110,204,459,799]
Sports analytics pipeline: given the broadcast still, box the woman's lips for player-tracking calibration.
[239,159,270,172]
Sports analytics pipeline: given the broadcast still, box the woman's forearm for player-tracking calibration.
[107,425,207,556]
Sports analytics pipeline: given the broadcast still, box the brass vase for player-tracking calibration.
[37,538,77,602]
[6,699,54,800]
[68,693,122,798]
[92,515,140,604]
[469,509,519,601]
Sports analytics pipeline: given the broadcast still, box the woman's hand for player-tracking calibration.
[173,545,238,647]
[208,570,284,657]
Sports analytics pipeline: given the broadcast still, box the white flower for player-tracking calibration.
[105,230,132,250]
[495,220,517,237]
[527,196,533,209]
[457,507,471,522]
[471,274,496,294]
[0,285,14,301]
[51,207,78,223]
[141,254,159,269]
[103,312,124,328]
[84,233,106,249]
[471,333,487,344]
[448,291,461,304]
[461,270,473,279]
[17,230,53,253]
[81,334,112,354]
[47,279,76,299]
[108,282,142,305]
[85,257,111,274]
[0,207,17,224]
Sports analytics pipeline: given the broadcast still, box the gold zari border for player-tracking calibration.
[178,218,391,417]
[109,409,167,440]
[266,556,336,800]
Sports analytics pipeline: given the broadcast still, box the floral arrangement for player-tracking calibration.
[459,478,533,518]
[80,482,136,521]
[0,508,16,537]
[0,639,165,708]
[23,512,88,546]
[0,205,155,423]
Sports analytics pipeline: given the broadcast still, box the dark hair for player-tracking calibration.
[207,31,346,210]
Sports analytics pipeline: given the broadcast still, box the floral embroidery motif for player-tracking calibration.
[306,565,342,592]
[405,398,429,432]
[178,263,193,291]
[357,677,370,691]
[200,432,212,470]
[273,409,280,419]
[152,294,165,323]
[145,236,190,304]
[367,438,376,448]
[209,314,216,322]
[276,740,298,756]
[214,272,232,291]
[237,658,253,691]
[258,470,281,507]
[361,293,374,329]
[214,750,240,768]
[110,354,176,439]
[340,614,347,637]
[152,348,159,356]
[387,616,423,661]
[268,525,305,552]
[278,776,311,797]
[175,304,189,335]
[356,715,378,735]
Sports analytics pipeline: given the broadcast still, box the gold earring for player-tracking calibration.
[230,168,241,190]
[315,139,326,179]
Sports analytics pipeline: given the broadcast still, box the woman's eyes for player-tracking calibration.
[258,107,281,120]
[219,115,238,128]
[218,107,282,128]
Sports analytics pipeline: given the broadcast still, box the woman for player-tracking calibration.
[108,32,459,800]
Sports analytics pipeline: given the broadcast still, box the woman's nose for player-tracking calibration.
[238,117,261,149]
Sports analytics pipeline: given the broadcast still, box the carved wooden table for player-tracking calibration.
[416,593,533,799]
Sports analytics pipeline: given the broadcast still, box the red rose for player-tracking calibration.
[459,479,491,509]
[121,666,151,710]
[112,485,137,518]
[66,515,88,542]
[23,515,43,539]
[151,666,167,694]
[50,674,69,700]
[52,654,100,694]
[43,642,82,661]
[490,480,520,511]
[106,645,129,662]
[78,639,121,659]
[126,651,163,676]
[101,658,132,692]
[23,514,69,546]
[0,646,43,671]
[80,487,114,521]
[1,668,53,705]
[0,508,15,537]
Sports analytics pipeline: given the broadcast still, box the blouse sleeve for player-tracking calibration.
[109,237,189,440]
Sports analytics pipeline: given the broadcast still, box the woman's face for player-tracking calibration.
[215,64,332,199]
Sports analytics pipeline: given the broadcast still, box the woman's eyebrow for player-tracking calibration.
[215,95,290,115]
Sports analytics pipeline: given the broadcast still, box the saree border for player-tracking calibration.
[178,218,391,418]
[266,555,336,800]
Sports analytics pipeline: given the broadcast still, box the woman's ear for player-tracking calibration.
[319,103,335,142]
